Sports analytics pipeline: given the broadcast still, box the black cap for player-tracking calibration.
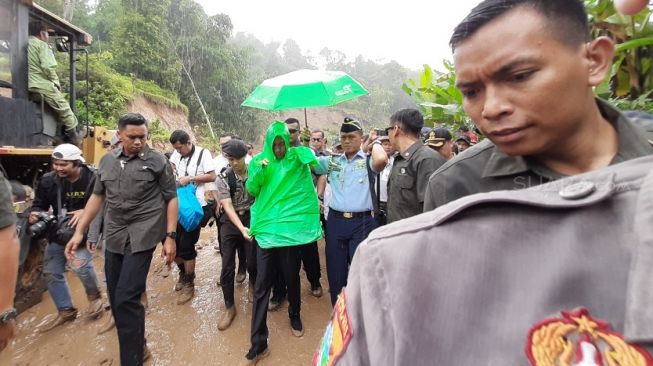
[340,117,362,133]
[222,139,248,159]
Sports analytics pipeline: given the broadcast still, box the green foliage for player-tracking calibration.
[149,118,171,144]
[134,80,188,114]
[111,6,180,89]
[586,0,653,99]
[402,61,469,131]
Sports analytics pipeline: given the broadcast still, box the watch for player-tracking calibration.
[0,308,17,325]
[166,232,177,240]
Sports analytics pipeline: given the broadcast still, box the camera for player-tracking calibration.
[28,212,57,238]
[375,128,388,137]
[28,212,78,245]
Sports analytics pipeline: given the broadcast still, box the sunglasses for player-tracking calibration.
[288,128,299,134]
[384,126,397,135]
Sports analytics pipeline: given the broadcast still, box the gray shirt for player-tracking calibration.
[316,154,653,365]
[93,145,176,254]
[387,141,445,223]
[424,99,653,211]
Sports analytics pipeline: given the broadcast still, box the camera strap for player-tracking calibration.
[56,178,65,220]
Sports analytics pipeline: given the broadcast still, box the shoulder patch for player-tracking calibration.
[313,291,353,366]
[526,308,653,366]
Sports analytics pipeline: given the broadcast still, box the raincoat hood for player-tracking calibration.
[262,121,291,160]
[246,121,322,248]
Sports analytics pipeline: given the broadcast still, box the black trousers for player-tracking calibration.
[217,219,247,272]
[250,244,303,354]
[105,243,153,366]
[272,241,320,299]
[220,215,257,307]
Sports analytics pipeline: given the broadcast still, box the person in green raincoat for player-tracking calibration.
[28,21,79,145]
[243,121,325,364]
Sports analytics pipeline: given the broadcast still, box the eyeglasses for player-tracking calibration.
[311,138,323,142]
[288,129,299,134]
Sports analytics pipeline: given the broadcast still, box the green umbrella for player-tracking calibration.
[241,69,368,126]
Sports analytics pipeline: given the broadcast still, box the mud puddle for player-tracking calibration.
[1,230,333,365]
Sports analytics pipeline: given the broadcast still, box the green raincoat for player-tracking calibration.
[247,121,323,248]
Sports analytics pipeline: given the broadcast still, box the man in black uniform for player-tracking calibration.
[423,0,653,211]
[67,113,177,365]
[385,109,445,223]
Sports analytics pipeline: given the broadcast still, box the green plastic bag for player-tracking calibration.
[247,121,323,248]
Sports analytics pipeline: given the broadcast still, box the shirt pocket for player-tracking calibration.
[133,170,156,195]
[397,173,414,190]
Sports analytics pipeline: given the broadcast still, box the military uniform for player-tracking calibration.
[27,36,77,131]
[94,144,176,365]
[314,155,653,365]
[424,99,653,211]
[386,141,444,223]
[216,168,257,308]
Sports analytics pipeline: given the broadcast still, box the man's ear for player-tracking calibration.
[585,36,615,87]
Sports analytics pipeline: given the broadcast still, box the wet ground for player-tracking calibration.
[1,230,333,365]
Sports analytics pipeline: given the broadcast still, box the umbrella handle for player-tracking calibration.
[304,108,308,128]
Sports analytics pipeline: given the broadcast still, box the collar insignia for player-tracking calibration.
[527,308,653,366]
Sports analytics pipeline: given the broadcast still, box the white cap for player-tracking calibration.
[52,144,85,163]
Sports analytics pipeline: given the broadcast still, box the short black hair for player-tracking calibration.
[29,21,47,37]
[285,118,300,126]
[390,108,424,136]
[169,130,191,144]
[450,0,590,51]
[118,113,148,130]
[311,128,325,138]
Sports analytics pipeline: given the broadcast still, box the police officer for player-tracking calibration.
[67,113,177,365]
[215,139,257,331]
[315,118,388,305]
[423,0,653,212]
[314,154,653,365]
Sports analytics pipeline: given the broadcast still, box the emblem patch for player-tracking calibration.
[313,291,353,366]
[527,308,653,366]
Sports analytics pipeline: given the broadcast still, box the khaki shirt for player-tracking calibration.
[424,99,653,211]
[215,169,253,213]
[387,141,444,223]
[315,155,653,365]
[27,36,60,92]
[93,145,176,254]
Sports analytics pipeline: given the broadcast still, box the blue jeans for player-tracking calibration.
[43,242,100,310]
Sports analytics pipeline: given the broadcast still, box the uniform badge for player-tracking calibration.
[313,291,353,366]
[400,167,406,174]
[527,308,653,366]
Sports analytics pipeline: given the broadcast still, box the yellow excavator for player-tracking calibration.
[1,0,114,311]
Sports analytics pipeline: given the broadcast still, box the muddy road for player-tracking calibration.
[1,231,333,365]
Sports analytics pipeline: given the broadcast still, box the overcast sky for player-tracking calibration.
[195,0,480,70]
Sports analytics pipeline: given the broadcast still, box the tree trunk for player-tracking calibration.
[62,0,75,21]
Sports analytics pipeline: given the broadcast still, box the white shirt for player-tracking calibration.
[213,154,229,174]
[170,146,214,206]
[378,156,394,203]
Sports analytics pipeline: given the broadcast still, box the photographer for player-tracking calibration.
[30,144,103,332]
